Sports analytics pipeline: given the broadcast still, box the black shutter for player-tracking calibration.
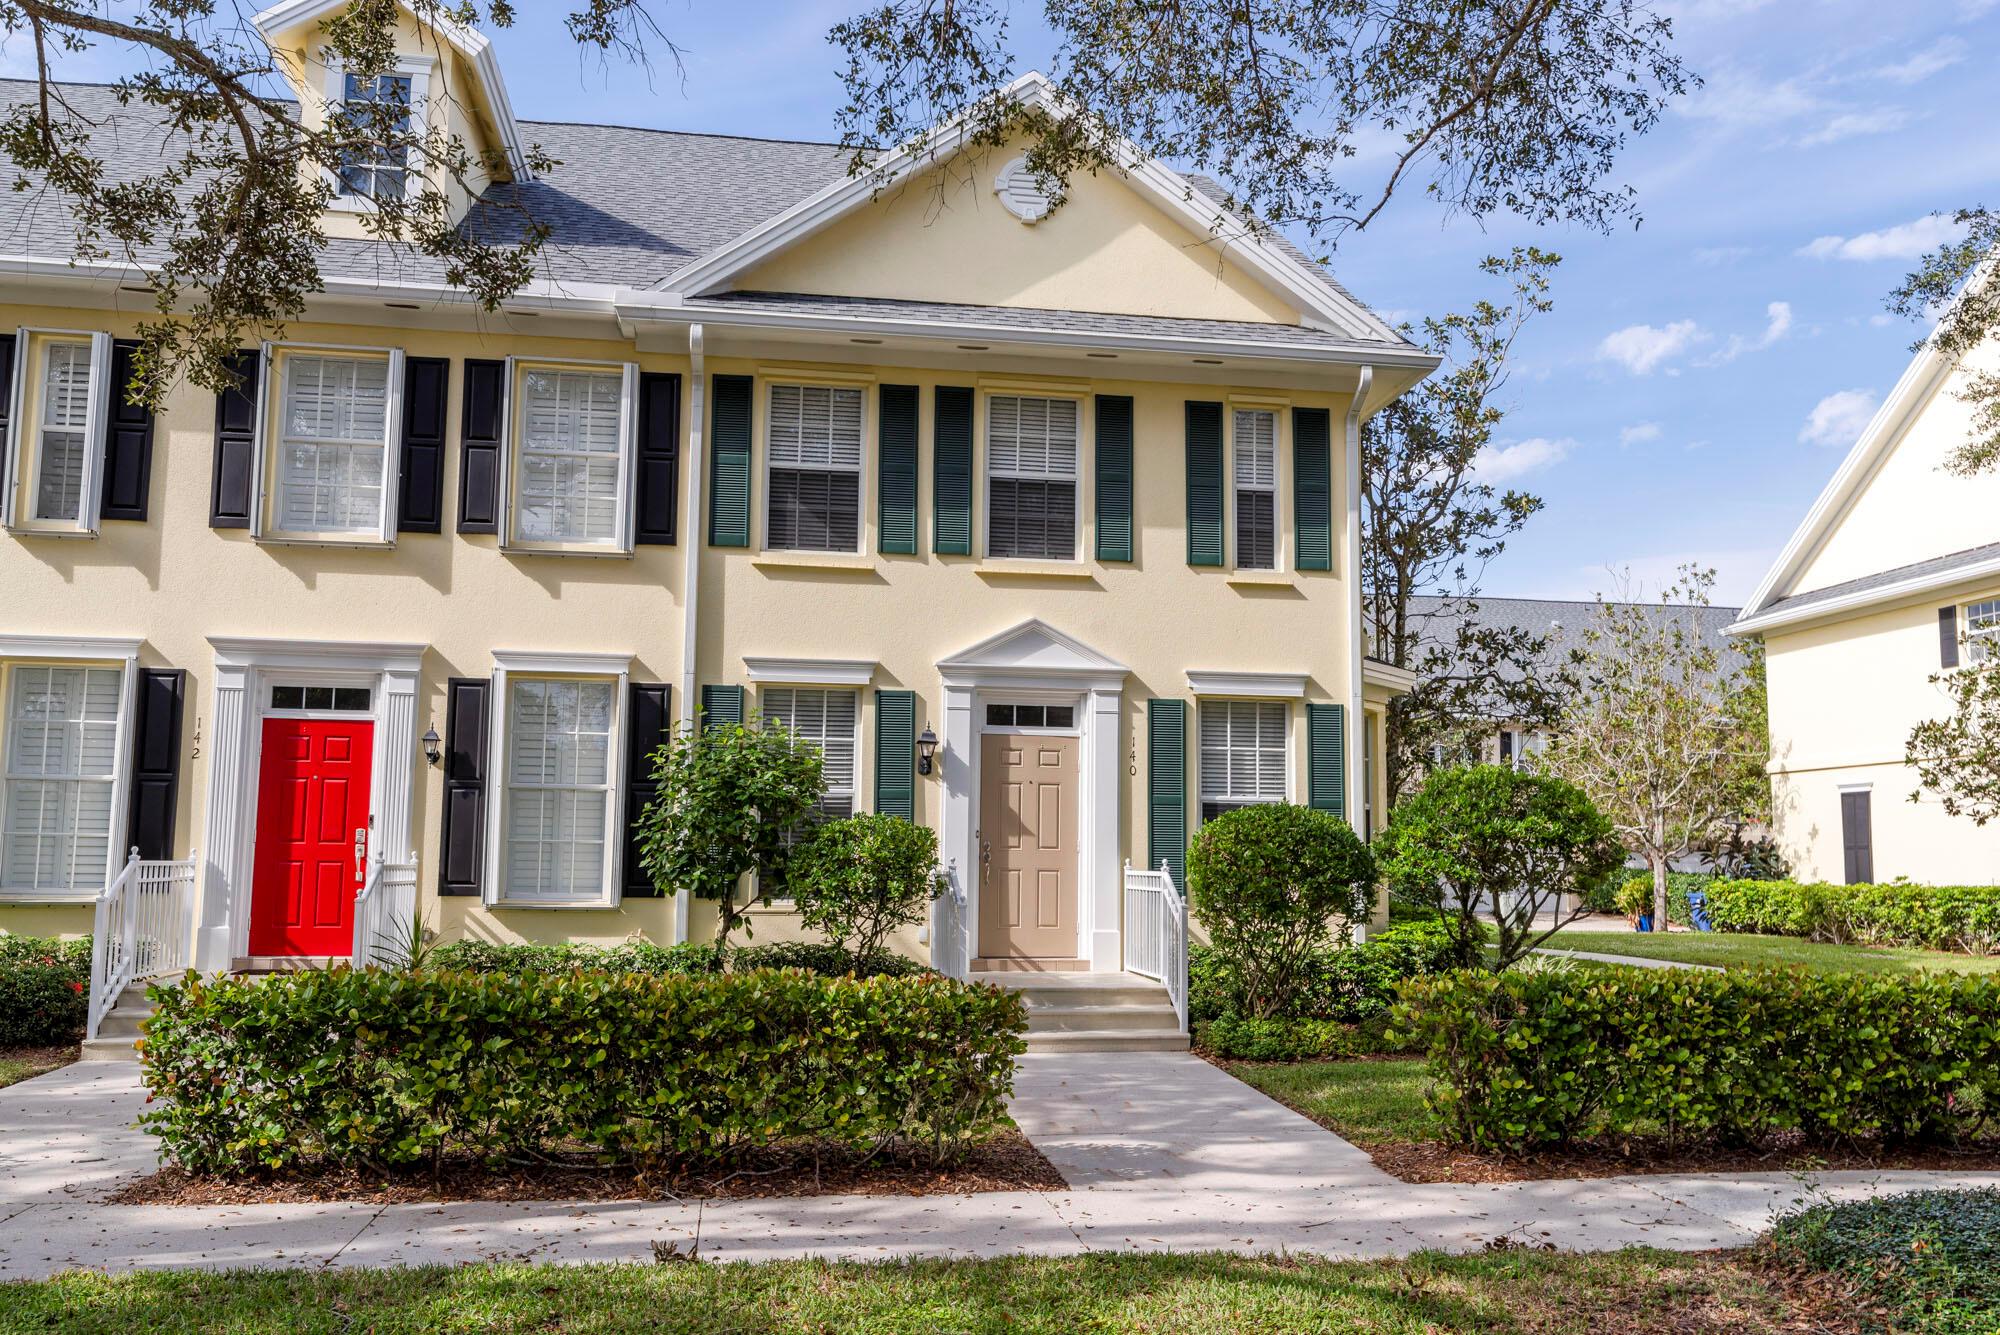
[1840,790,1874,885]
[99,340,156,522]
[439,677,490,896]
[126,668,185,860]
[633,372,682,545]
[0,333,14,516]
[623,682,670,896]
[209,349,260,529]
[457,358,506,534]
[397,356,450,533]
[1940,607,1960,669]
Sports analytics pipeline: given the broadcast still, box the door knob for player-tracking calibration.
[353,828,368,884]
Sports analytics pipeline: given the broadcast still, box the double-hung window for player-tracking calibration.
[334,72,414,203]
[1198,699,1288,823]
[3,329,113,535]
[251,345,403,544]
[1967,599,2000,663]
[1233,408,1278,570]
[987,395,1079,560]
[499,676,617,905]
[506,361,639,553]
[1,664,122,897]
[767,384,863,551]
[759,687,858,899]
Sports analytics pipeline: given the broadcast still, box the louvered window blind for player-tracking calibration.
[1199,699,1288,822]
[988,394,1079,560]
[504,678,614,903]
[1234,408,1277,570]
[33,341,93,523]
[767,384,863,551]
[277,354,390,534]
[517,368,623,544]
[759,687,858,899]
[2,665,121,894]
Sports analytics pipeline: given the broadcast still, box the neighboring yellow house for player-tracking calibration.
[0,0,1431,991]
[1731,339,2000,885]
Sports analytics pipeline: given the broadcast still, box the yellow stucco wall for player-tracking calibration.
[735,143,1304,326]
[1765,596,2000,883]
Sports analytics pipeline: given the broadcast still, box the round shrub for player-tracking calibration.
[0,935,91,1047]
[1187,803,1374,1019]
[788,814,944,962]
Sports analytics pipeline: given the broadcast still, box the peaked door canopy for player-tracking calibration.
[937,617,1129,690]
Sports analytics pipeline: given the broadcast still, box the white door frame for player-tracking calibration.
[936,619,1126,971]
[973,695,1086,960]
[196,637,424,969]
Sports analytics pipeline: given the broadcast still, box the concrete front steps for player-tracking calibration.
[78,982,154,1062]
[990,972,1189,1052]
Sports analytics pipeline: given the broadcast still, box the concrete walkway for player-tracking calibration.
[1533,946,1722,971]
[1,1057,1992,1280]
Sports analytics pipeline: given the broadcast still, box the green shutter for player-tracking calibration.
[708,374,753,547]
[1307,702,1347,820]
[1185,401,1223,567]
[934,386,973,555]
[874,689,917,820]
[700,684,744,732]
[1095,394,1134,562]
[1294,407,1333,572]
[1147,699,1189,890]
[878,385,920,555]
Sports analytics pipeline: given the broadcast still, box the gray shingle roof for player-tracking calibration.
[681,289,1397,352]
[1752,540,2000,622]
[0,77,1407,348]
[1407,594,1744,686]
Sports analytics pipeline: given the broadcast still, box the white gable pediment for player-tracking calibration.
[938,618,1127,687]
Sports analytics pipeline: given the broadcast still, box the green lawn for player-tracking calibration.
[1227,1058,1436,1147]
[0,1047,73,1089]
[1538,930,2000,976]
[0,1249,1809,1334]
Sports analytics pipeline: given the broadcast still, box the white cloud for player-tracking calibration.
[1799,214,1964,262]
[1692,245,1752,266]
[1597,320,1706,375]
[1874,37,1967,84]
[1796,107,1914,148]
[1705,301,1794,364]
[1678,66,1819,127]
[1798,388,1880,448]
[1960,0,1998,19]
[1619,422,1663,447]
[1869,312,1898,328]
[1470,436,1574,485]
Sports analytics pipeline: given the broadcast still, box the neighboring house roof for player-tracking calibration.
[0,75,1421,365]
[1406,595,1745,696]
[1735,539,2000,632]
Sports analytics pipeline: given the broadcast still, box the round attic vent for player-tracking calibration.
[993,157,1056,224]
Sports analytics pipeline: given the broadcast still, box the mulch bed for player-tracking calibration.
[1357,1131,2000,1185]
[0,1045,78,1082]
[108,1130,1066,1205]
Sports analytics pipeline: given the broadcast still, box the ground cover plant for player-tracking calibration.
[1762,1187,2000,1335]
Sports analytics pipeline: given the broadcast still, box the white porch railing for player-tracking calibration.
[352,854,420,969]
[87,847,199,1040]
[931,860,971,981]
[1123,859,1188,1032]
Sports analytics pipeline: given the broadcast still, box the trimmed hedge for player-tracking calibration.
[1610,871,1717,924]
[1189,919,1456,1025]
[0,935,91,1047]
[426,939,927,980]
[1765,1188,2000,1335]
[141,967,1026,1174]
[1705,879,2000,955]
[729,942,929,979]
[1195,1014,1408,1062]
[1394,967,2000,1154]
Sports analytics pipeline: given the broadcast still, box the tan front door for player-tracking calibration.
[979,733,1079,960]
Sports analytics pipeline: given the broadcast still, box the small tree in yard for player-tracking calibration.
[1907,648,2000,826]
[635,714,825,950]
[1187,804,1374,1020]
[1372,765,1622,970]
[1540,567,1764,932]
[788,814,946,964]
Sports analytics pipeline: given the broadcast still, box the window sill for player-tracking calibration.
[751,552,877,572]
[747,902,800,915]
[484,898,625,912]
[501,542,635,561]
[255,533,396,551]
[1226,570,1295,587]
[4,523,95,541]
[974,560,1096,580]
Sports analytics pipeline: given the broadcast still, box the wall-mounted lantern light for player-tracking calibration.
[422,725,443,768]
[916,726,939,776]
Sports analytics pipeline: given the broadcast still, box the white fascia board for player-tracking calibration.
[1728,551,2000,637]
[1186,670,1309,698]
[1737,339,1954,623]
[656,72,1404,346]
[1361,659,1419,693]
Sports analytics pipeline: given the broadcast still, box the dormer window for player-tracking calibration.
[335,72,413,202]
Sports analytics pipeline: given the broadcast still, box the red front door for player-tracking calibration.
[249,717,374,956]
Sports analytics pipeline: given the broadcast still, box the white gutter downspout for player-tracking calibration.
[1344,366,1374,851]
[675,324,707,944]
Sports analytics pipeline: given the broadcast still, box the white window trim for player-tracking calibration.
[320,53,436,214]
[0,634,140,904]
[253,341,406,547]
[1228,402,1285,573]
[499,357,640,557]
[1185,670,1308,699]
[743,657,878,687]
[1964,598,2000,664]
[1195,696,1293,826]
[2,328,114,537]
[761,380,870,556]
[982,390,1086,564]
[749,677,865,910]
[484,649,632,910]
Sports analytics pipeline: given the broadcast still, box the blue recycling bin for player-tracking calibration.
[1688,889,1714,933]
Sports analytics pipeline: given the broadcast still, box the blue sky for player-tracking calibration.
[17,1,2000,606]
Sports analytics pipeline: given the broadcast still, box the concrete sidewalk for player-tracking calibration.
[2,1056,1992,1280]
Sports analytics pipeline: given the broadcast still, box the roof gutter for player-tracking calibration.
[1727,549,2000,637]
[1345,365,1374,836]
[675,323,706,944]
